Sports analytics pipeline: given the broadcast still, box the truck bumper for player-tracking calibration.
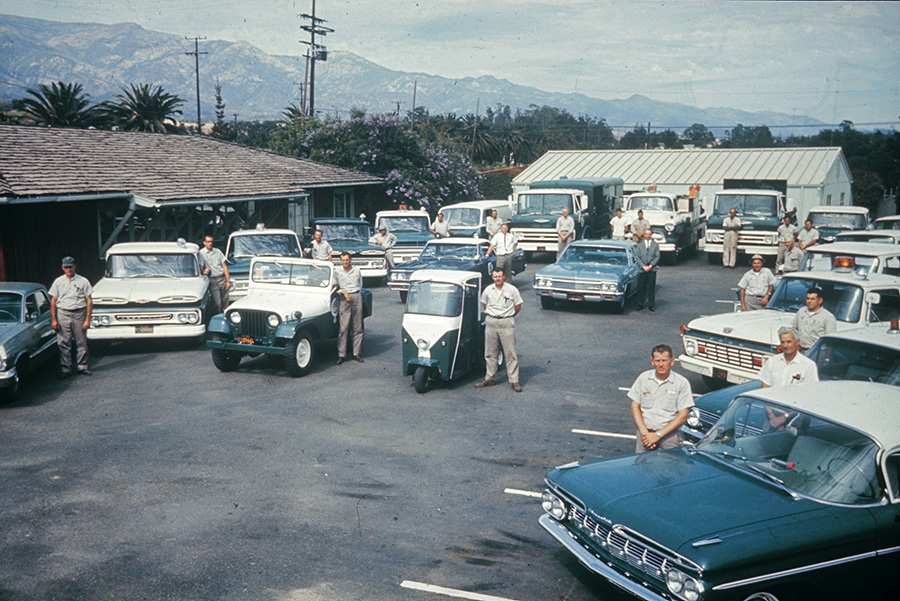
[677,354,758,385]
[387,281,411,292]
[360,268,388,278]
[87,324,207,340]
[0,368,19,389]
[704,243,778,256]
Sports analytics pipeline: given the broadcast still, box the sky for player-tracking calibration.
[1,0,898,126]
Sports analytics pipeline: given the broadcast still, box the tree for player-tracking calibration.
[725,124,774,148]
[210,79,235,141]
[282,103,304,122]
[20,81,102,128]
[100,83,185,133]
[682,123,715,146]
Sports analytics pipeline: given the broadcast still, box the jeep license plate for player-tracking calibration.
[237,335,255,344]
[713,367,727,381]
[135,325,153,334]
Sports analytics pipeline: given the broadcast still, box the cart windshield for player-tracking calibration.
[406,281,463,317]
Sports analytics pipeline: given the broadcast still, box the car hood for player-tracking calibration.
[231,288,332,319]
[686,309,792,346]
[329,240,385,255]
[623,210,683,226]
[536,262,624,280]
[395,256,483,272]
[92,277,208,303]
[547,449,875,570]
[510,214,560,227]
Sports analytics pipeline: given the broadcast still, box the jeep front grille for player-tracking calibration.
[236,309,272,339]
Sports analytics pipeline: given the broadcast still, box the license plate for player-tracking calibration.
[237,335,255,344]
[713,367,727,381]
[537,246,546,251]
[135,325,153,334]
[568,294,583,301]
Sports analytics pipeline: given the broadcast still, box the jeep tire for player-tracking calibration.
[211,335,243,372]
[284,331,315,377]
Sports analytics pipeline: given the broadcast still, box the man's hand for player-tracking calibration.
[343,292,352,302]
[82,319,91,330]
[641,430,660,449]
[51,318,59,331]
[226,280,233,290]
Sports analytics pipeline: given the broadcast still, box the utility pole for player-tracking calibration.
[232,113,239,142]
[410,80,417,132]
[185,36,207,134]
[470,97,480,158]
[299,0,333,117]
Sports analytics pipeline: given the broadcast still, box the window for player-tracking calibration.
[868,289,900,323]
[333,189,354,218]
[35,291,51,316]
[826,194,832,206]
[25,294,38,318]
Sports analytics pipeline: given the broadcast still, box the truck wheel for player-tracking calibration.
[414,366,430,393]
[707,252,721,265]
[284,331,315,377]
[399,290,408,303]
[540,295,555,310]
[211,335,242,372]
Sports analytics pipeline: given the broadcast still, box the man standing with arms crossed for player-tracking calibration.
[556,207,576,260]
[199,235,231,315]
[335,252,365,364]
[49,256,93,378]
[629,344,693,453]
[475,268,524,392]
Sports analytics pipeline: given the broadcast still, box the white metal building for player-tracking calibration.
[512,147,853,222]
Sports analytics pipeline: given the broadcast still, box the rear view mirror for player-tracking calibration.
[865,292,881,305]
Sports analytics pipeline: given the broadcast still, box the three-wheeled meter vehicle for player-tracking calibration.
[401,270,498,393]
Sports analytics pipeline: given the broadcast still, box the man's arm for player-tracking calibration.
[631,401,656,449]
[740,287,748,312]
[655,408,690,441]
[83,296,92,329]
[221,259,231,290]
[50,296,59,330]
[514,302,522,316]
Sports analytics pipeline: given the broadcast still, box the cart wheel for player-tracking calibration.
[414,366,430,393]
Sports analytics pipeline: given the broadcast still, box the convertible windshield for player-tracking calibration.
[378,216,431,232]
[228,234,301,258]
[714,194,778,217]
[318,224,370,241]
[810,338,900,386]
[697,395,882,505]
[766,277,863,322]
[419,243,479,260]
[0,292,22,322]
[809,212,867,230]
[629,196,674,212]
[250,261,331,287]
[406,281,463,317]
[441,207,481,227]
[107,254,199,278]
[517,193,572,216]
[561,246,627,266]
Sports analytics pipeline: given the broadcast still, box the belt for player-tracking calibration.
[487,314,512,319]
[58,307,87,312]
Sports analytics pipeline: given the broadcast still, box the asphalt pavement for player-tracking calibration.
[0,251,746,601]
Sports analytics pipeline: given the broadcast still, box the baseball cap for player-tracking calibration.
[61,256,76,267]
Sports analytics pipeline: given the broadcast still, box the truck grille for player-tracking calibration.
[511,228,557,243]
[115,313,173,322]
[696,339,769,372]
[235,309,273,339]
[738,232,774,246]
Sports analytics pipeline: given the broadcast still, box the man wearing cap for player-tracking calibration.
[738,254,776,311]
[430,212,450,238]
[199,235,231,315]
[555,208,576,260]
[369,225,398,270]
[49,256,93,378]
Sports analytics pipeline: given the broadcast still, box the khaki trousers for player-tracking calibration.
[484,316,519,384]
[635,430,683,453]
[722,231,739,267]
[495,253,514,280]
[58,307,89,373]
[338,292,364,358]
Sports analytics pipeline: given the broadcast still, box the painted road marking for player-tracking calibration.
[715,299,735,304]
[401,580,521,601]
[572,429,637,440]
[503,488,542,498]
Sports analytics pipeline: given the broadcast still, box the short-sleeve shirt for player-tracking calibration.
[480,282,523,318]
[781,247,804,272]
[198,247,227,277]
[777,223,797,243]
[370,232,397,250]
[738,268,776,296]
[490,231,517,255]
[609,215,628,237]
[792,306,837,349]
[485,216,502,237]
[627,370,694,431]
[556,215,575,236]
[335,266,362,294]
[432,219,450,237]
[758,353,818,387]
[49,274,93,310]
[310,239,333,261]
[723,216,742,232]
[798,227,819,248]
[632,218,651,236]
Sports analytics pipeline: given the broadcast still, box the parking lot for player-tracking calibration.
[1,252,745,601]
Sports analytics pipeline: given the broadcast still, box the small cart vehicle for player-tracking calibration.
[402,270,501,393]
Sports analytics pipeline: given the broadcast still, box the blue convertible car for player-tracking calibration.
[533,239,640,313]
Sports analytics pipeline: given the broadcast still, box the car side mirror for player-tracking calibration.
[27,311,39,321]
[865,292,881,305]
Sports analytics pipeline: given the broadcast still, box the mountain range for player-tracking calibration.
[0,14,826,136]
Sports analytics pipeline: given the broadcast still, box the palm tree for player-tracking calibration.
[282,103,305,122]
[101,84,185,133]
[20,81,102,128]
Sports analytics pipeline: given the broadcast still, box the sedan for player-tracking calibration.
[0,282,57,401]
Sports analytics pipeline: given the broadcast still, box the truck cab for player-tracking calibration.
[225,226,303,303]
[704,188,788,261]
[807,205,871,242]
[622,190,705,262]
[305,217,388,279]
[373,207,434,264]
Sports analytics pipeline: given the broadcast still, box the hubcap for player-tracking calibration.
[296,339,311,367]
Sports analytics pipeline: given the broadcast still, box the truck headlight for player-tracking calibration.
[665,223,675,232]
[764,235,774,244]
[267,314,281,328]
[684,338,698,356]
[228,311,242,324]
[541,491,568,520]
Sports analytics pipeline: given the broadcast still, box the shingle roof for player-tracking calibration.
[513,147,849,188]
[0,124,381,202]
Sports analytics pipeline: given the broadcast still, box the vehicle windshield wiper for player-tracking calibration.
[692,448,799,499]
[128,273,174,278]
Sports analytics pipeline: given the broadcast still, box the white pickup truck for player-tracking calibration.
[621,191,705,262]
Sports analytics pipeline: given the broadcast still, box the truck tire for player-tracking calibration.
[540,296,555,310]
[284,331,315,377]
[414,366,430,393]
[399,290,408,303]
[211,335,243,372]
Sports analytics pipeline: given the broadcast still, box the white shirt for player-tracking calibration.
[335,266,362,294]
[369,231,397,250]
[798,227,819,248]
[49,274,93,310]
[480,282,523,318]
[310,239,333,261]
[198,247,227,277]
[627,370,694,431]
[489,231,517,255]
[432,219,450,237]
[485,216,502,236]
[610,215,628,237]
[759,352,818,387]
[556,215,575,236]
[738,268,776,296]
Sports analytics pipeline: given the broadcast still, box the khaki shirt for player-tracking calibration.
[556,215,575,236]
[335,266,362,294]
[627,370,694,431]
[738,268,776,296]
[781,247,804,272]
[632,218,651,236]
[369,232,397,250]
[480,282,523,318]
[798,227,819,248]
[792,306,837,349]
[777,223,797,243]
[485,216,502,237]
[198,247,227,277]
[49,273,93,310]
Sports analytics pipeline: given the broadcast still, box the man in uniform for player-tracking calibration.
[775,216,797,269]
[738,254,776,311]
[430,212,450,237]
[780,237,804,273]
[487,222,518,281]
[555,207,576,260]
[722,207,742,268]
[609,208,629,241]
[759,327,818,430]
[631,209,650,243]
[797,219,819,252]
[309,229,333,261]
[475,268,523,392]
[628,344,693,453]
[634,229,660,311]
[199,235,232,315]
[484,209,503,238]
[335,252,365,364]
[49,256,93,378]
[792,287,836,352]
[369,225,397,270]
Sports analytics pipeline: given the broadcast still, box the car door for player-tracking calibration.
[32,290,56,356]
[625,248,640,290]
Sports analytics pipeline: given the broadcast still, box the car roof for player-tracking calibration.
[835,231,900,243]
[816,322,900,351]
[107,241,200,254]
[313,218,369,224]
[409,270,481,285]
[376,209,430,217]
[0,282,45,294]
[782,270,900,288]
[441,200,509,210]
[747,382,900,448]
[805,242,900,257]
[229,228,298,237]
[570,239,636,249]
[425,237,488,246]
[808,206,869,215]
[874,215,900,223]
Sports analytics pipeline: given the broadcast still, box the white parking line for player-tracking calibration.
[572,429,637,440]
[715,299,734,304]
[503,488,542,498]
[401,580,522,601]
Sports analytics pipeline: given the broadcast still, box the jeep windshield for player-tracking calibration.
[714,194,778,217]
[767,277,863,322]
[629,196,674,212]
[318,224,370,242]
[108,254,199,278]
[809,212,867,230]
[377,216,430,233]
[250,261,331,287]
[697,395,882,505]
[229,234,301,258]
[0,292,22,322]
[809,337,900,386]
[516,193,572,216]
[561,245,627,266]
[406,282,463,317]
[420,243,479,260]
[441,207,481,227]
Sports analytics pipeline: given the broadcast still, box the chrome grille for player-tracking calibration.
[697,407,721,429]
[512,228,557,243]
[236,309,271,339]
[697,339,769,372]
[738,232,774,246]
[115,313,173,322]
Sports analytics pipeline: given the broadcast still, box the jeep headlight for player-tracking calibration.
[267,314,281,328]
[684,338,698,356]
[228,311,242,324]
[541,491,567,520]
[686,407,702,429]
[666,569,702,601]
